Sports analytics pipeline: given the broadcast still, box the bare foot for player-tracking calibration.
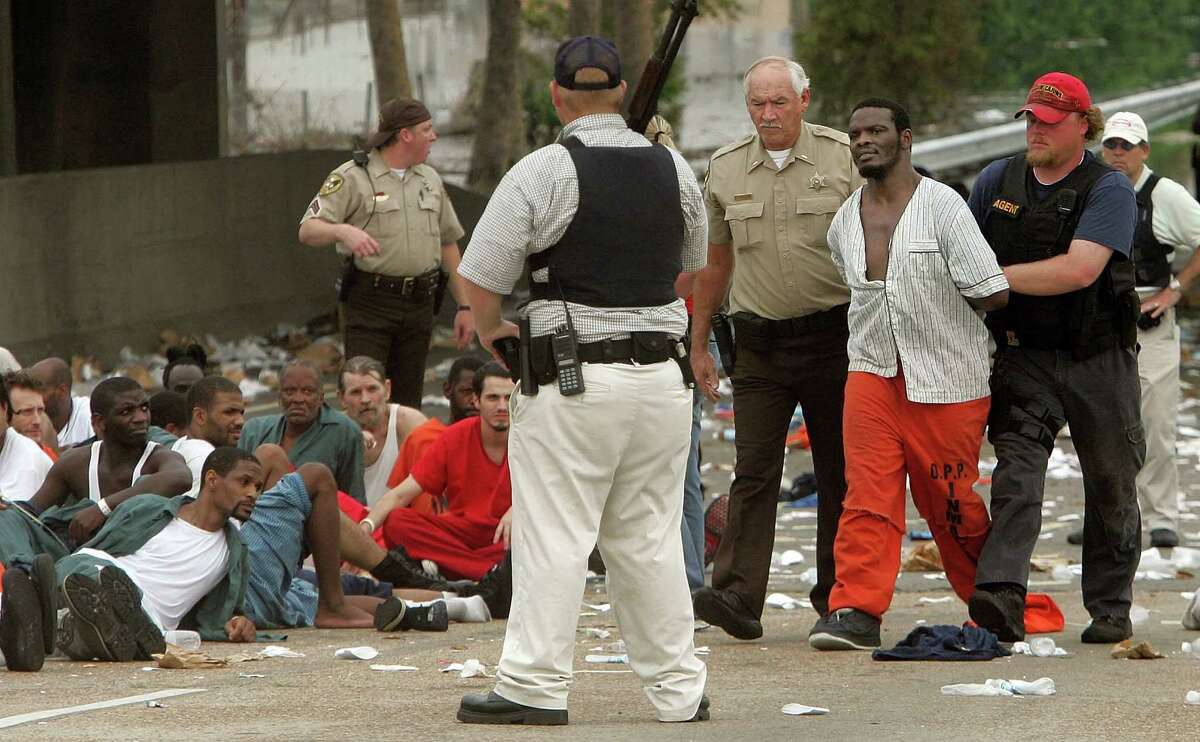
[314,602,376,629]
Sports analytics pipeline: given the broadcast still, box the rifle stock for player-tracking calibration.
[626,0,699,135]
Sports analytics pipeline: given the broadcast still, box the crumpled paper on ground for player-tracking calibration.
[1111,640,1164,659]
[902,541,943,572]
[153,646,253,669]
[940,677,1056,696]
[766,592,811,610]
[440,659,490,678]
[259,645,304,658]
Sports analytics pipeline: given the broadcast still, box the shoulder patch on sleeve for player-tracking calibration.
[709,134,756,163]
[319,174,344,196]
[810,124,851,146]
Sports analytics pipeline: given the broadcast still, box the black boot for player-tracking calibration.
[0,566,45,671]
[458,553,512,619]
[370,549,454,591]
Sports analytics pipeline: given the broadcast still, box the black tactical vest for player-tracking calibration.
[982,153,1136,357]
[1133,174,1172,288]
[528,137,683,308]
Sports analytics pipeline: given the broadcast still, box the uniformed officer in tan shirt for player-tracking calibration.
[690,56,860,642]
[298,98,473,407]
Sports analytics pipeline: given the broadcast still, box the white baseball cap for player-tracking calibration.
[1102,111,1148,145]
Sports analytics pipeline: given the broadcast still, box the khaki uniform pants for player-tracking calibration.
[493,360,707,721]
[1136,307,1180,532]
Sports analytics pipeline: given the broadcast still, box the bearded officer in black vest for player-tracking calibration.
[965,72,1143,646]
[453,37,708,725]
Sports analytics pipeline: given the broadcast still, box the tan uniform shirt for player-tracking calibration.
[301,149,465,277]
[704,122,862,319]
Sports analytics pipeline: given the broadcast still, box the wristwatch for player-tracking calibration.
[1170,277,1183,292]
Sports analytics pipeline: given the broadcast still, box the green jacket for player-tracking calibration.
[77,494,248,641]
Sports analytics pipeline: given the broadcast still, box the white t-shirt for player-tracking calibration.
[390,168,407,179]
[171,437,216,497]
[77,517,229,632]
[765,148,792,168]
[0,430,54,501]
[58,396,95,447]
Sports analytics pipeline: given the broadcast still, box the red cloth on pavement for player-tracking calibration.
[1024,593,1065,634]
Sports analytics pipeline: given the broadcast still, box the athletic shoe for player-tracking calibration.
[682,695,710,722]
[1066,528,1083,545]
[458,553,512,619]
[457,691,568,725]
[691,587,762,640]
[807,608,881,651]
[374,598,449,632]
[30,554,57,655]
[421,559,441,577]
[1081,615,1133,643]
[61,568,164,662]
[968,585,1025,642]
[1150,528,1180,548]
[1,566,45,671]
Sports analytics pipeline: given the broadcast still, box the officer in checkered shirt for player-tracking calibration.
[454,36,710,726]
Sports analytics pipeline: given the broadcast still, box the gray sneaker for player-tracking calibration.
[808,608,881,651]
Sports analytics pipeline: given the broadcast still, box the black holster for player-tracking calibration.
[711,312,736,374]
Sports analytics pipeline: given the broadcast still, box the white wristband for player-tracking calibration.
[361,517,377,532]
[96,498,112,517]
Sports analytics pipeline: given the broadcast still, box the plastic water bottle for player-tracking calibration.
[163,630,201,651]
[1030,637,1057,657]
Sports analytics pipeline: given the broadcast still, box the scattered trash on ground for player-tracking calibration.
[370,664,418,672]
[1012,639,1069,657]
[781,703,829,715]
[334,646,379,660]
[440,659,490,677]
[584,654,629,664]
[259,646,304,659]
[1111,640,1165,659]
[941,678,1056,697]
[765,592,811,610]
[903,541,943,572]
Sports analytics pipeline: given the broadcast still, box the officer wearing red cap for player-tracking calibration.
[965,73,1143,645]
[298,98,473,408]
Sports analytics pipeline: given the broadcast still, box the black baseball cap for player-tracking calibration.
[554,36,622,90]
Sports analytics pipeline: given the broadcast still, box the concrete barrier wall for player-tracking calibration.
[0,150,359,363]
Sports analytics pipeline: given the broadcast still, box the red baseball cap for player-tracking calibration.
[1014,72,1091,124]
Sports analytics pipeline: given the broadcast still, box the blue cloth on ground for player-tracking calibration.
[296,568,394,598]
[871,624,1011,661]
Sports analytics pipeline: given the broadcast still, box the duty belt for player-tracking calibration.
[526,332,685,386]
[731,304,849,340]
[356,267,441,299]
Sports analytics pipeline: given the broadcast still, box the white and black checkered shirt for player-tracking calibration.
[458,113,708,342]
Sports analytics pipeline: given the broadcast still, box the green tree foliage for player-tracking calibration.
[977,0,1199,97]
[795,0,982,129]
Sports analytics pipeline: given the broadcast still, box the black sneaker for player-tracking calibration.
[807,608,881,650]
[1081,615,1132,643]
[682,695,710,722]
[1,566,45,671]
[374,597,449,632]
[457,691,568,725]
[370,549,454,592]
[1067,528,1083,545]
[691,587,762,640]
[968,585,1025,642]
[1150,529,1180,548]
[458,553,512,619]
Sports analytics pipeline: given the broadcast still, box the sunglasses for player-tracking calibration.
[1103,139,1138,151]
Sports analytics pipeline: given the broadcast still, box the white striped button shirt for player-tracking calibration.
[457,113,707,342]
[826,178,1008,404]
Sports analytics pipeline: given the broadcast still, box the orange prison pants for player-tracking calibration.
[829,372,991,620]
